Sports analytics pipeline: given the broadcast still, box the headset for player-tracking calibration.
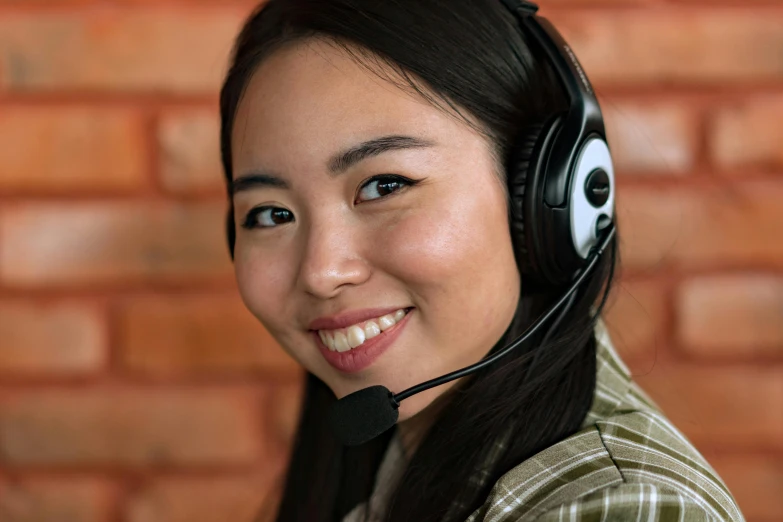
[223,0,617,446]
[500,0,615,288]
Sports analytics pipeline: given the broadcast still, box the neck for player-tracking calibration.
[395,379,464,459]
[396,410,431,459]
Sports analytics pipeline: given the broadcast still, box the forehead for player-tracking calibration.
[231,38,461,171]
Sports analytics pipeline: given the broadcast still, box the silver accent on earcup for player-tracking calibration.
[569,137,614,259]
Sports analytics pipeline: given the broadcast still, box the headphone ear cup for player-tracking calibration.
[507,123,544,280]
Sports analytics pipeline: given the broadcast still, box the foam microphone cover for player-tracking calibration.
[329,385,399,446]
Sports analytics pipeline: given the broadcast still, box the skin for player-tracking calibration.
[231,38,521,456]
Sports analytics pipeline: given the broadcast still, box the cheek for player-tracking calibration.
[233,246,294,341]
[381,184,519,328]
[234,251,323,374]
[234,249,334,384]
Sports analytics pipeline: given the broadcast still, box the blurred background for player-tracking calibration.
[0,0,781,520]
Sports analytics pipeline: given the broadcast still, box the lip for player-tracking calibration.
[314,309,413,373]
[308,306,409,331]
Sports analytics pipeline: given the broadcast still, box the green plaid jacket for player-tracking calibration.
[344,320,745,522]
[461,320,744,521]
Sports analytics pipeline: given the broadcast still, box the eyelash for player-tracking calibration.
[240,174,421,230]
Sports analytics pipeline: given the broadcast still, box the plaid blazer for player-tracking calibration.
[344,320,745,522]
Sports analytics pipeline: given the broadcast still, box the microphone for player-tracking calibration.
[329,222,616,446]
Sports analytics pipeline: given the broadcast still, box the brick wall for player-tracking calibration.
[0,0,780,521]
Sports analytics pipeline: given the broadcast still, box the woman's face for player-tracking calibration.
[231,38,521,423]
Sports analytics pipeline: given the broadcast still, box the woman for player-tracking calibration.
[219,0,744,520]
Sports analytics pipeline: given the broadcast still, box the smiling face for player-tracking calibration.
[230,38,521,423]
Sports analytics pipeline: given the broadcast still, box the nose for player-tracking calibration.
[297,216,371,299]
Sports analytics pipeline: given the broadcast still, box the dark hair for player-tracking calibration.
[219,1,620,521]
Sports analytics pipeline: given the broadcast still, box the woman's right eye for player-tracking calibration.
[241,206,294,229]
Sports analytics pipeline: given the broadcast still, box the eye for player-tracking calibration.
[356,174,418,204]
[241,206,294,230]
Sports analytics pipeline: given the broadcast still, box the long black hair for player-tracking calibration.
[219,1,620,521]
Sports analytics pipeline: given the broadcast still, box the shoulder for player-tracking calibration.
[465,321,744,522]
[468,413,743,522]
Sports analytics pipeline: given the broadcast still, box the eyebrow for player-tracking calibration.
[230,134,436,196]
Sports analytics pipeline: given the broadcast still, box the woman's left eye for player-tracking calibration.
[356,174,418,203]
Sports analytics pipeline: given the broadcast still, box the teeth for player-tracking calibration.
[347,325,365,348]
[333,332,350,352]
[318,308,409,352]
[364,321,381,339]
[320,331,335,351]
[378,314,396,331]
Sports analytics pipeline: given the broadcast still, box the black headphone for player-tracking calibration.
[502,0,615,289]
[225,1,615,293]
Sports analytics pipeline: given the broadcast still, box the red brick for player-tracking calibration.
[124,476,276,522]
[616,189,693,270]
[603,101,698,174]
[603,279,669,368]
[634,364,783,449]
[0,478,113,522]
[117,294,298,377]
[708,96,783,170]
[0,301,106,375]
[677,276,783,359]
[710,454,783,522]
[553,10,783,84]
[0,10,244,92]
[617,181,783,270]
[0,107,147,193]
[0,390,262,466]
[158,111,224,193]
[0,202,233,287]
